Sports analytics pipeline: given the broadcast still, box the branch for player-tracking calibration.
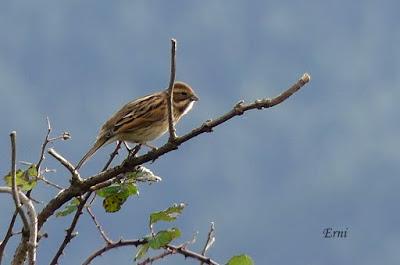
[84,73,311,188]
[48,148,82,184]
[81,238,219,265]
[81,239,147,265]
[9,132,30,232]
[0,187,37,265]
[10,132,36,265]
[37,175,64,191]
[102,141,122,172]
[36,117,71,170]
[167,38,177,141]
[36,117,52,170]
[137,250,173,265]
[86,207,112,245]
[12,232,29,265]
[200,222,215,265]
[167,244,219,265]
[37,73,311,230]
[0,210,18,264]
[49,192,91,265]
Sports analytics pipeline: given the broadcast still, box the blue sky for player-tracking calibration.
[1,1,400,264]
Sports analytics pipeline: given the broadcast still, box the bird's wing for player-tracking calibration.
[97,93,165,140]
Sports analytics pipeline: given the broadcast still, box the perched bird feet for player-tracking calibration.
[128,144,142,158]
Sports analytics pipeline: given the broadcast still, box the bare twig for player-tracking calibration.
[181,231,198,248]
[10,132,33,265]
[48,148,82,184]
[36,117,71,170]
[86,207,112,244]
[37,175,64,190]
[36,117,52,170]
[167,38,177,141]
[0,187,37,265]
[87,141,123,205]
[0,210,18,265]
[49,192,91,265]
[10,132,30,232]
[37,73,311,231]
[102,141,122,172]
[81,239,147,265]
[137,250,173,265]
[200,222,215,265]
[167,244,219,265]
[89,175,124,192]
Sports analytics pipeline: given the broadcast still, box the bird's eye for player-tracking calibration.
[181,92,188,96]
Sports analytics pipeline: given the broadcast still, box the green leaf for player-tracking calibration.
[134,243,149,261]
[3,164,38,191]
[123,183,139,196]
[96,184,121,198]
[135,228,181,261]
[56,198,80,217]
[96,183,138,198]
[96,182,139,213]
[148,228,181,249]
[26,164,38,177]
[227,254,254,265]
[149,203,186,227]
[102,193,128,213]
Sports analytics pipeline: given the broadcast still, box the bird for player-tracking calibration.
[76,81,198,169]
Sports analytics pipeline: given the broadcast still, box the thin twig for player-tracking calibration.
[0,210,18,265]
[37,176,64,190]
[102,141,122,172]
[48,148,82,184]
[10,132,30,232]
[37,73,311,230]
[137,250,173,265]
[49,192,92,265]
[0,187,37,265]
[81,239,147,265]
[167,38,177,141]
[36,117,52,170]
[88,141,123,205]
[200,222,215,265]
[167,244,219,265]
[10,132,33,265]
[89,173,125,192]
[86,207,112,244]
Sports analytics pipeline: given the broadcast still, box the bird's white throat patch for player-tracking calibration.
[182,101,195,116]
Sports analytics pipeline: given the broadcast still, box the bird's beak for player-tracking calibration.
[191,95,199,101]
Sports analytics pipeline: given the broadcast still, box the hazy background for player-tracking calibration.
[1,1,399,264]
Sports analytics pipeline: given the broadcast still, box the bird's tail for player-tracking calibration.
[75,137,107,170]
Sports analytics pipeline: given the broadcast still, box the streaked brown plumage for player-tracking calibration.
[76,81,198,169]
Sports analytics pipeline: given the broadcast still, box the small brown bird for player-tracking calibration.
[76,81,198,169]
